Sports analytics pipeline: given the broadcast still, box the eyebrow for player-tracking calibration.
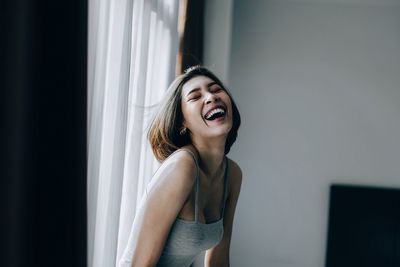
[186,81,218,96]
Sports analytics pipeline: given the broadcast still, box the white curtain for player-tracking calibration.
[87,0,180,266]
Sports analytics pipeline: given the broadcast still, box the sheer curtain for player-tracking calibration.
[87,0,179,266]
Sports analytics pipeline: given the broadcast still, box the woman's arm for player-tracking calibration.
[204,159,243,267]
[127,151,197,267]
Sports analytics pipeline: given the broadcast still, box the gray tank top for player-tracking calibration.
[118,148,229,267]
[156,149,229,266]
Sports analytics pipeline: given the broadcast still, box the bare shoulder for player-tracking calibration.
[227,158,243,195]
[147,149,197,196]
[128,149,199,264]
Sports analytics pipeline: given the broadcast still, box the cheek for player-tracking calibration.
[181,100,193,114]
[223,95,233,114]
[181,103,201,124]
[180,103,190,123]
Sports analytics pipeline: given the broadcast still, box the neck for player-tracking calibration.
[188,138,226,178]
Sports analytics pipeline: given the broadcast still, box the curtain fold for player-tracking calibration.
[87,0,179,266]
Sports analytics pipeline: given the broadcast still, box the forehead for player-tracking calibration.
[181,75,216,94]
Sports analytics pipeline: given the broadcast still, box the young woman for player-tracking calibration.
[119,66,242,267]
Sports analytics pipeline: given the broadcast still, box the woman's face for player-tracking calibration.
[180,75,233,140]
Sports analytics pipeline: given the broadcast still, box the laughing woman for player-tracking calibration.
[119,66,242,267]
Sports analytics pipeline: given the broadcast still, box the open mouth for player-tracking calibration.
[204,107,226,121]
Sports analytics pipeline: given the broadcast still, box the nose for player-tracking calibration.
[205,92,220,104]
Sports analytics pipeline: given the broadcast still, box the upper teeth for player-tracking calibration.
[205,108,225,119]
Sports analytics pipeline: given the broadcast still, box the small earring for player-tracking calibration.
[179,127,187,136]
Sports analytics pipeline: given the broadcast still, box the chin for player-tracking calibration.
[207,128,231,138]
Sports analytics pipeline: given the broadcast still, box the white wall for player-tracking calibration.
[225,0,400,266]
[203,0,234,83]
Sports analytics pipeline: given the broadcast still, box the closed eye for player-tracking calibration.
[188,95,200,101]
[187,86,224,101]
[210,86,224,93]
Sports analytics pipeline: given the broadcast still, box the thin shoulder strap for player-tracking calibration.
[175,148,200,222]
[221,157,229,217]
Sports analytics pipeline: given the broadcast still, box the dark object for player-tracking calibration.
[326,184,400,267]
[177,0,205,74]
[0,1,87,266]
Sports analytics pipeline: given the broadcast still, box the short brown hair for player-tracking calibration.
[148,66,241,162]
